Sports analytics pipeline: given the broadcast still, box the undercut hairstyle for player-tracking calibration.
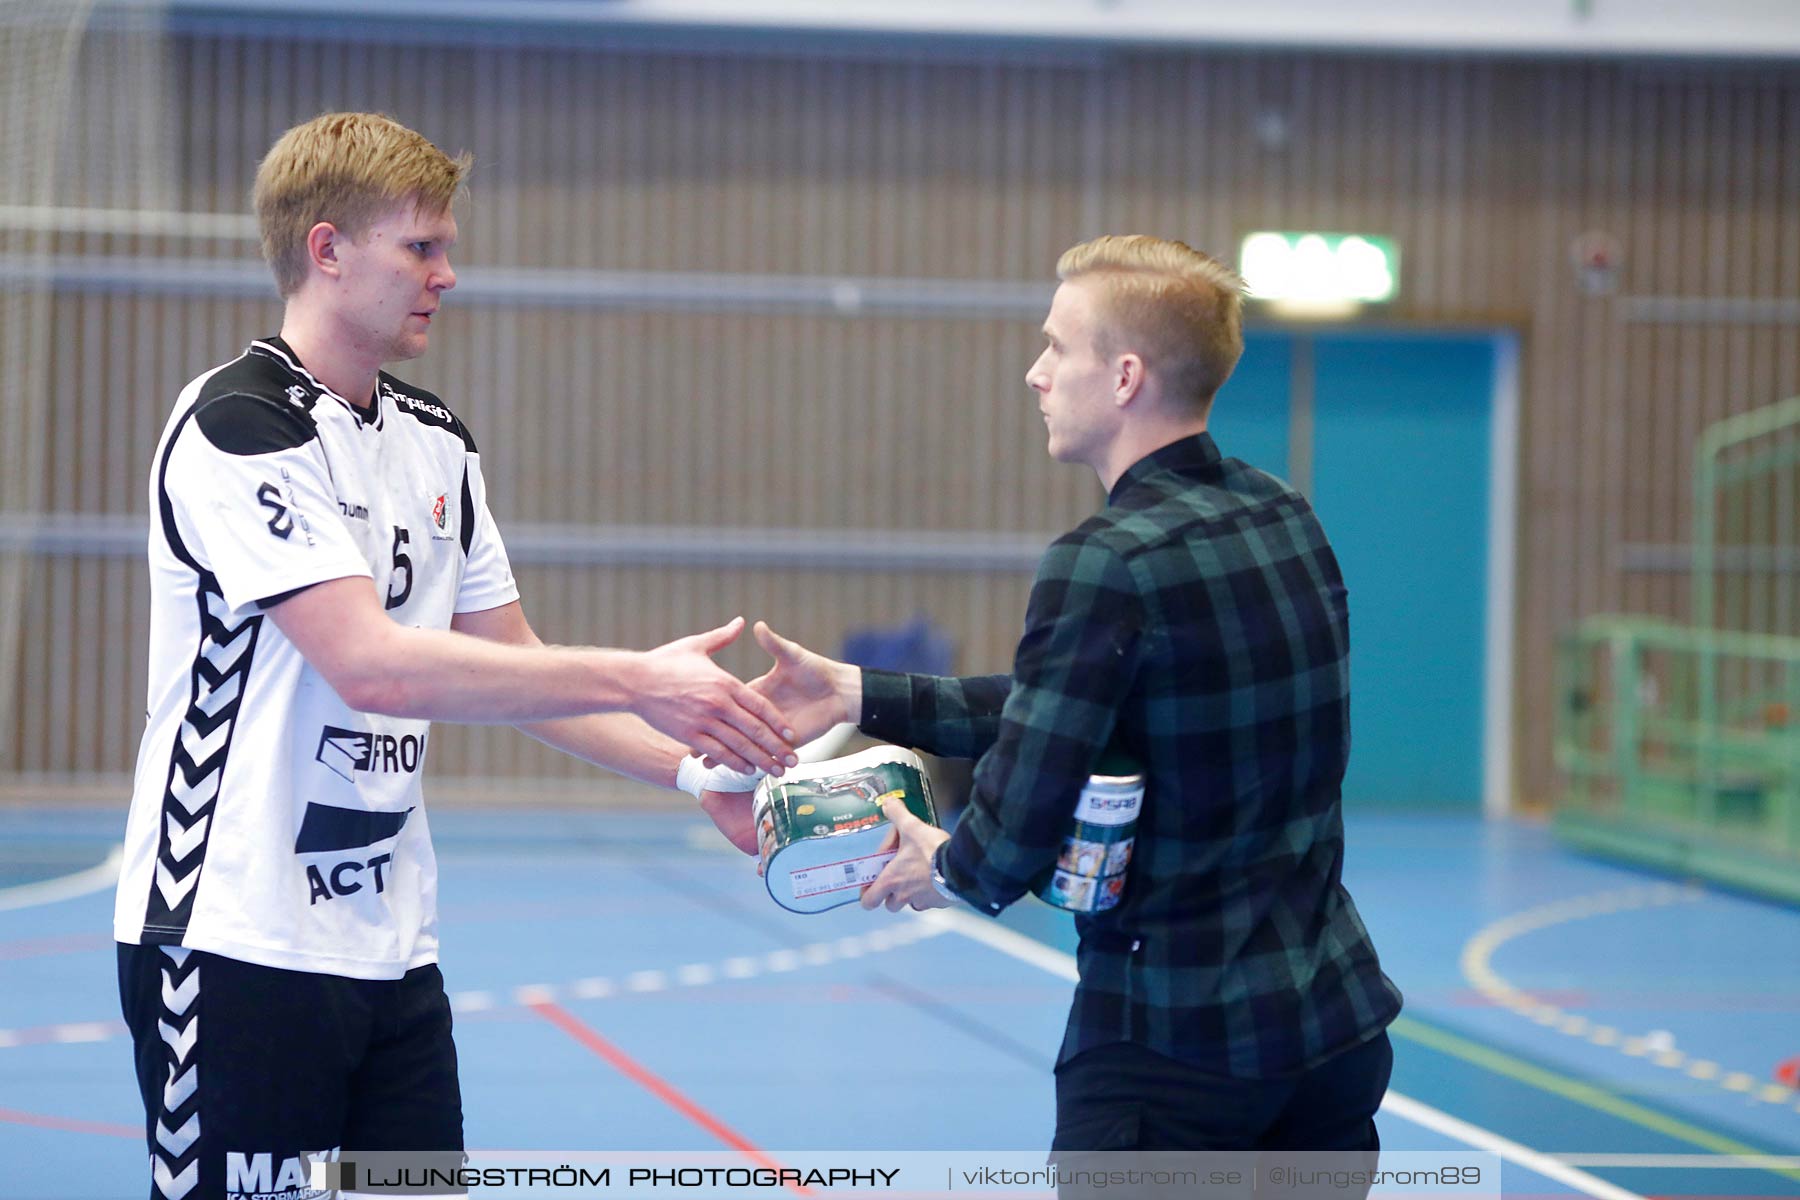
[1056,235,1246,414]
[254,112,471,297]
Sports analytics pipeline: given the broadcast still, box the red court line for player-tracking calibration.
[528,1000,812,1197]
[0,932,114,961]
[0,1106,140,1139]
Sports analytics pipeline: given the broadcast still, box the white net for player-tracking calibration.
[0,1,181,773]
[0,1,90,772]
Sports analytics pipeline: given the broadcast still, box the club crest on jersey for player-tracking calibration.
[429,492,454,539]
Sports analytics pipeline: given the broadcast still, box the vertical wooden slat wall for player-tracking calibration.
[5,30,1798,804]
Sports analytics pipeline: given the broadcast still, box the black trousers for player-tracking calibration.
[1050,1031,1392,1200]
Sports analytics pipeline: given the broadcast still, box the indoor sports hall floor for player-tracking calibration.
[3,805,1798,1200]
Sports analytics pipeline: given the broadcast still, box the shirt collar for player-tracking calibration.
[1107,432,1223,504]
[258,335,382,428]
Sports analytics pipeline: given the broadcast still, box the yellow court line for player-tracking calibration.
[1390,1016,1800,1185]
[1458,883,1800,1116]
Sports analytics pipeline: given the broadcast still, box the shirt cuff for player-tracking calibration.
[940,831,1004,916]
[858,668,914,741]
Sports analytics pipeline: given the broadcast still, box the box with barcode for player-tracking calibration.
[753,745,938,914]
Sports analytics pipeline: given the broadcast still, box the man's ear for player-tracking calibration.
[1114,353,1147,407]
[305,221,344,281]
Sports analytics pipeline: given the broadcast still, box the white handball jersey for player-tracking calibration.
[114,337,519,979]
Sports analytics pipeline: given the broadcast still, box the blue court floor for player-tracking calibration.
[2,808,1798,1199]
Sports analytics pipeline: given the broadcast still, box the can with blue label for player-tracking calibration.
[1034,752,1144,913]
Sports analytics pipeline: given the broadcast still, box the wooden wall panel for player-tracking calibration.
[5,27,1798,805]
[427,564,1035,785]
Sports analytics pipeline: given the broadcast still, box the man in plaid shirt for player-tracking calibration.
[746,234,1401,1152]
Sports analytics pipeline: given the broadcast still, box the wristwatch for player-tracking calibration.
[929,842,961,904]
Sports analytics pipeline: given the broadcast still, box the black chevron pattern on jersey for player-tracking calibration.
[142,577,261,940]
[150,947,203,1200]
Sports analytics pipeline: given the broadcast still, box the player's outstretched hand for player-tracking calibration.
[861,795,953,913]
[698,788,759,856]
[633,617,797,776]
[748,621,860,746]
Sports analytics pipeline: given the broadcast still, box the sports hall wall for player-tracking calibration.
[3,27,1796,806]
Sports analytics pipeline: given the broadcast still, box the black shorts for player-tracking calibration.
[117,943,463,1200]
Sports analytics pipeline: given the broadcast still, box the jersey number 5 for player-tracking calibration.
[386,527,413,611]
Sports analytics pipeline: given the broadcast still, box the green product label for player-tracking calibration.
[755,755,940,908]
[761,761,934,844]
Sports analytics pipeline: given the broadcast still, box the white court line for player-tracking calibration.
[915,907,1077,980]
[0,911,946,1050]
[916,907,1650,1200]
[0,843,122,912]
[1380,1093,1648,1200]
[490,918,943,1008]
[1550,1154,1800,1168]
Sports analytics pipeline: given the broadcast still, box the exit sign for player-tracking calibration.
[1239,232,1400,307]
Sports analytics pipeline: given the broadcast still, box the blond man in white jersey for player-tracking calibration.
[113,112,795,1200]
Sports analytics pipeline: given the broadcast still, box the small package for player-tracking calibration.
[754,745,938,913]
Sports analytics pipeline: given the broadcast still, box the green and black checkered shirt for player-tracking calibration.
[860,432,1402,1078]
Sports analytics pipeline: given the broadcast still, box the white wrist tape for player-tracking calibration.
[676,755,766,798]
[675,755,711,798]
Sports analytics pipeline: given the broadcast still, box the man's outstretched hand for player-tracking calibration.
[747,621,861,748]
[633,617,798,775]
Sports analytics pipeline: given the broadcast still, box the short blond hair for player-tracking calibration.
[254,112,471,297]
[1056,235,1245,413]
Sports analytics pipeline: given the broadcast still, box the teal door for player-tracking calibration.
[1209,334,1292,480]
[1211,331,1503,808]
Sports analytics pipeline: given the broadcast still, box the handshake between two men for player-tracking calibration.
[677,620,954,916]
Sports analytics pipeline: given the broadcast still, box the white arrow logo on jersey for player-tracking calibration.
[200,587,250,633]
[164,814,210,863]
[177,722,231,770]
[163,1062,197,1111]
[154,861,201,910]
[154,1112,200,1158]
[167,765,221,817]
[198,631,254,678]
[158,1015,197,1062]
[192,672,242,719]
[153,1154,198,1200]
[160,964,200,1015]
